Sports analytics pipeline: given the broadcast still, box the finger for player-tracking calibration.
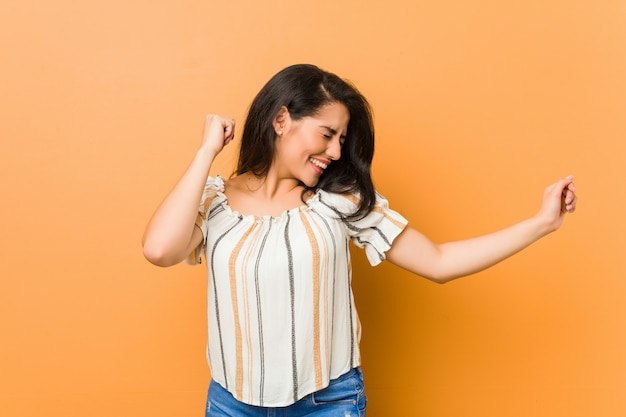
[566,195,577,213]
[562,191,577,212]
[563,189,574,205]
[223,123,233,138]
[561,175,575,188]
[550,175,574,196]
[224,118,236,136]
[226,128,235,142]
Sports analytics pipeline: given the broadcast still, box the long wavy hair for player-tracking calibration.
[235,64,376,220]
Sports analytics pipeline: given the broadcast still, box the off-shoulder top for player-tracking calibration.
[188,176,408,407]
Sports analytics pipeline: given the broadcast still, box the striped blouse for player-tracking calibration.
[188,176,408,407]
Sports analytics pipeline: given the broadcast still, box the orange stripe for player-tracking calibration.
[348,254,358,364]
[308,213,331,374]
[228,222,256,400]
[186,194,220,265]
[324,235,330,375]
[202,191,219,214]
[241,222,263,403]
[299,211,323,389]
[340,193,361,206]
[372,206,406,229]
[318,218,331,373]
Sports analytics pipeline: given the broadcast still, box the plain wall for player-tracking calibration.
[2,0,625,416]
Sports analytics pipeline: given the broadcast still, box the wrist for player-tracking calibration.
[195,145,218,164]
[530,212,558,238]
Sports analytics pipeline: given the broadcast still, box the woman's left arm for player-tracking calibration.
[386,176,577,284]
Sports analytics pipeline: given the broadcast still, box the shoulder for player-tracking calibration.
[199,175,226,214]
[312,189,398,222]
[311,189,358,216]
[203,175,226,192]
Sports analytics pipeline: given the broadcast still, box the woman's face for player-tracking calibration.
[274,102,349,187]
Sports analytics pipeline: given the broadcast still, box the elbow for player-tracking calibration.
[425,274,455,285]
[428,276,449,285]
[422,270,463,285]
[142,241,180,267]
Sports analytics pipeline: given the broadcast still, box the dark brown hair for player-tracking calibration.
[236,64,376,219]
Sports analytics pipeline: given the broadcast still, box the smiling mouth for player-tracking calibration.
[309,158,328,170]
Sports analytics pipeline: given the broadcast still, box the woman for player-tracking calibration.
[142,64,577,416]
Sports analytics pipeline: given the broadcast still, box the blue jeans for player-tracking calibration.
[206,367,367,416]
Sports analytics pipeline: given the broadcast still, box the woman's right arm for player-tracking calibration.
[142,115,235,267]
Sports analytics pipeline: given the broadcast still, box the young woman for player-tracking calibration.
[142,64,577,416]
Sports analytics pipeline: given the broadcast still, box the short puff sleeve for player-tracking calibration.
[185,176,226,265]
[316,191,408,266]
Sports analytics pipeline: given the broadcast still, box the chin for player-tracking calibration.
[301,177,320,187]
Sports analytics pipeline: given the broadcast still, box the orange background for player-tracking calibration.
[2,1,625,416]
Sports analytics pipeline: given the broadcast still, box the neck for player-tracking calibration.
[240,170,302,200]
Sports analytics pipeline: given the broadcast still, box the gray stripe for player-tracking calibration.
[208,204,226,221]
[372,226,391,246]
[283,212,299,403]
[254,218,273,406]
[210,215,243,390]
[318,196,363,233]
[319,195,396,249]
[355,237,385,263]
[316,199,360,366]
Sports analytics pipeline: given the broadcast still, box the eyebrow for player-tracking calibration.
[321,126,347,139]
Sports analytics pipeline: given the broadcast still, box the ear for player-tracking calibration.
[272,106,289,135]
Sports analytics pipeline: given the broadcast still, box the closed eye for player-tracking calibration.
[321,126,346,145]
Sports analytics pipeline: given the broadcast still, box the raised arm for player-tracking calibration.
[386,176,577,283]
[142,115,235,267]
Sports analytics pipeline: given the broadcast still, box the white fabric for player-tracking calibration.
[189,176,408,407]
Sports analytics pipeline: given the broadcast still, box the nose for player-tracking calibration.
[326,137,342,161]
